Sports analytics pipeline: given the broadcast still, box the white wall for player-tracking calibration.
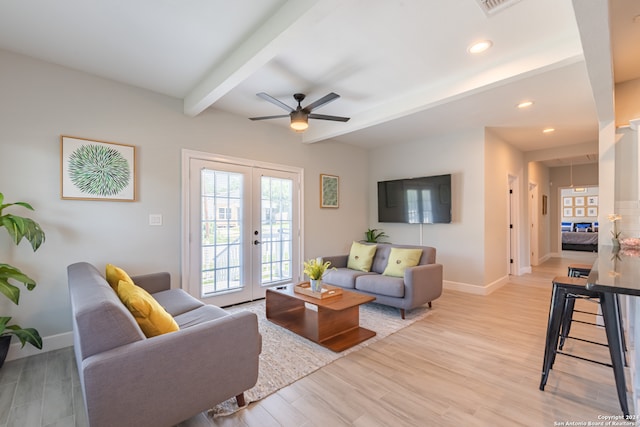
[528,161,551,260]
[484,130,525,285]
[369,129,487,290]
[0,49,370,357]
[614,79,640,240]
[616,78,640,127]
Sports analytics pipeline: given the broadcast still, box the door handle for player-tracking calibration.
[254,240,261,245]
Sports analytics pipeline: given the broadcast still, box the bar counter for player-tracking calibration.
[587,245,640,296]
[586,244,640,416]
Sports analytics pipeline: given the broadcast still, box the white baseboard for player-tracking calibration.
[444,275,508,296]
[6,331,74,362]
[519,266,532,275]
[539,253,552,263]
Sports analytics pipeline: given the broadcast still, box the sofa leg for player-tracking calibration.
[400,308,405,319]
[235,393,246,407]
[428,301,432,308]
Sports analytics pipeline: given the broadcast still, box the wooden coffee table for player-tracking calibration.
[266,284,376,352]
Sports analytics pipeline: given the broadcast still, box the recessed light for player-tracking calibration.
[517,101,534,109]
[468,40,492,54]
[543,128,555,133]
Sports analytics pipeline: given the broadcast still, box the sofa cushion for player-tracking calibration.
[105,263,134,291]
[355,274,405,298]
[116,280,180,337]
[152,289,204,317]
[382,248,423,277]
[347,241,377,272]
[173,305,231,328]
[323,268,375,289]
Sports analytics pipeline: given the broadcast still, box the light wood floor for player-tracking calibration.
[4,253,629,427]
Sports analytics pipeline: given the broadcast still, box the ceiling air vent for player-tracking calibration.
[475,0,522,16]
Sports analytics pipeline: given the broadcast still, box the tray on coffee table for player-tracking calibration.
[294,282,343,299]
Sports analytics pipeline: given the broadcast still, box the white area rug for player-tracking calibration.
[209,300,431,417]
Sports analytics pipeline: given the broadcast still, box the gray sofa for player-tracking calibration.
[322,243,443,318]
[67,262,261,427]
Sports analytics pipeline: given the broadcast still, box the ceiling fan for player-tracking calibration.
[249,92,350,132]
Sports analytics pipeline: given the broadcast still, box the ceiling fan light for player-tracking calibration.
[290,111,308,132]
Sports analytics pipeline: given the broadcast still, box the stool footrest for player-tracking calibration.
[573,309,601,316]
[572,319,604,327]
[556,350,612,368]
[564,335,608,347]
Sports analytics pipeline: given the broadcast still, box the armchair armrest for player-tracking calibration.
[322,255,348,268]
[130,272,171,293]
[404,263,443,309]
[81,310,261,427]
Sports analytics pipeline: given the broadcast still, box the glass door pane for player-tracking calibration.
[260,175,293,286]
[200,169,244,297]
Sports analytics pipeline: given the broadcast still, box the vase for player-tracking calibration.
[0,335,11,369]
[613,238,620,249]
[310,279,322,293]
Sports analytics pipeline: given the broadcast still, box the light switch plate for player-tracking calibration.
[149,214,163,226]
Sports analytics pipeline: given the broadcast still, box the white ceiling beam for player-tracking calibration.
[571,0,615,123]
[183,0,341,117]
[302,37,585,144]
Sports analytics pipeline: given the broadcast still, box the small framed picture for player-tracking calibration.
[320,174,339,208]
[587,196,598,206]
[574,196,585,207]
[587,207,598,217]
[563,207,573,217]
[575,207,585,217]
[61,136,136,201]
[563,197,573,207]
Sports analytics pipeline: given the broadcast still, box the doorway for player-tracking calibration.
[508,174,520,275]
[529,182,539,266]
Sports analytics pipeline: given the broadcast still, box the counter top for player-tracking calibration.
[586,245,640,296]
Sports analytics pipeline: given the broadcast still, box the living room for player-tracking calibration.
[1,0,640,425]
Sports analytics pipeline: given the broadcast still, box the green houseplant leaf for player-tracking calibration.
[0,317,42,349]
[0,263,36,304]
[0,192,45,352]
[365,228,388,243]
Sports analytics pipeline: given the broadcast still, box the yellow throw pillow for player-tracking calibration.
[116,280,180,338]
[106,264,134,292]
[347,241,377,272]
[382,248,423,278]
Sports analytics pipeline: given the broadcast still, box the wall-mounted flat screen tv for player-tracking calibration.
[377,174,451,224]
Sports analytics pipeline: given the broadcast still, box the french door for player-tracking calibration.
[183,152,302,307]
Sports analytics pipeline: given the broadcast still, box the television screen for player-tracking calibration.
[377,174,451,224]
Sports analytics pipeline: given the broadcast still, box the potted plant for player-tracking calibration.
[0,192,45,367]
[364,228,388,243]
[303,258,333,292]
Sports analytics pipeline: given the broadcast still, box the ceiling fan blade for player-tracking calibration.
[304,92,340,112]
[308,113,350,122]
[249,114,290,121]
[256,92,294,112]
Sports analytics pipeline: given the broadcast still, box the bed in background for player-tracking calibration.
[561,221,598,252]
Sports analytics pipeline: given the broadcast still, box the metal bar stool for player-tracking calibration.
[540,276,629,416]
[559,264,627,365]
[559,264,601,350]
